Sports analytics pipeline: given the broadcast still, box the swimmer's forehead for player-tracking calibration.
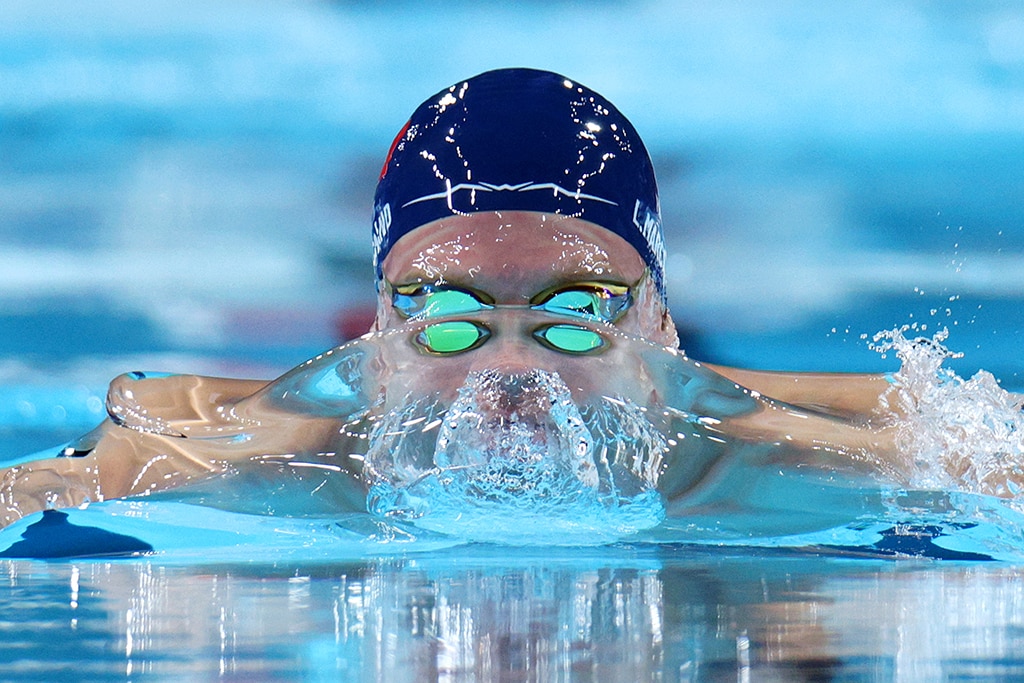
[381,212,646,295]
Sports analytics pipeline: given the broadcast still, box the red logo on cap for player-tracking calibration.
[379,120,412,181]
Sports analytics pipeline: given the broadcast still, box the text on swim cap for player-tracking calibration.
[372,202,392,269]
[632,200,665,272]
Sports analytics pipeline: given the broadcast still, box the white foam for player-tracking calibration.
[873,325,1024,497]
[364,369,667,544]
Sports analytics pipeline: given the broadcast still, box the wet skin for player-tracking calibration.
[379,211,892,418]
[379,210,902,461]
[374,211,678,408]
[377,211,678,347]
[0,211,910,528]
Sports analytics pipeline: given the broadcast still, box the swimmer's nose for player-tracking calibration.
[462,369,562,424]
[478,372,532,413]
[466,332,552,376]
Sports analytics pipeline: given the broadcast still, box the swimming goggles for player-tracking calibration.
[386,277,639,356]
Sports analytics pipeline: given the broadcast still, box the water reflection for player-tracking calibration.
[3,551,1024,680]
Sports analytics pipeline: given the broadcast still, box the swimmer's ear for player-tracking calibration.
[371,295,390,333]
[632,273,678,348]
[658,310,680,348]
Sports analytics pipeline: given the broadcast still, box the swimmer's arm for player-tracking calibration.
[0,418,229,528]
[0,374,274,528]
[695,365,907,476]
[704,364,894,421]
[0,372,368,528]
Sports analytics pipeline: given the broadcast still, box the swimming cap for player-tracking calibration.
[373,68,666,301]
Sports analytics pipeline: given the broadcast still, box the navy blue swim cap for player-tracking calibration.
[373,68,666,300]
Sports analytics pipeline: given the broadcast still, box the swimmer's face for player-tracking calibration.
[368,212,674,500]
[377,211,677,347]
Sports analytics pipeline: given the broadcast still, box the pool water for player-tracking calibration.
[4,0,1024,679]
[5,548,1024,681]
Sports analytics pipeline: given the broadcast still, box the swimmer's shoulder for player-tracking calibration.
[104,371,270,436]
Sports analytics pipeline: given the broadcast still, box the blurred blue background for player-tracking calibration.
[2,0,1023,451]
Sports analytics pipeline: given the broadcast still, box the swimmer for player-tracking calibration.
[0,68,909,529]
[368,68,891,417]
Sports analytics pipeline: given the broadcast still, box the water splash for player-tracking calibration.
[433,369,599,495]
[364,369,666,544]
[872,326,1024,497]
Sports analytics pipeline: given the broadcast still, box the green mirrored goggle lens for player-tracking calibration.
[414,321,606,356]
[393,282,632,324]
[395,282,621,355]
[393,286,492,320]
[532,324,606,354]
[532,284,632,322]
[415,321,491,355]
